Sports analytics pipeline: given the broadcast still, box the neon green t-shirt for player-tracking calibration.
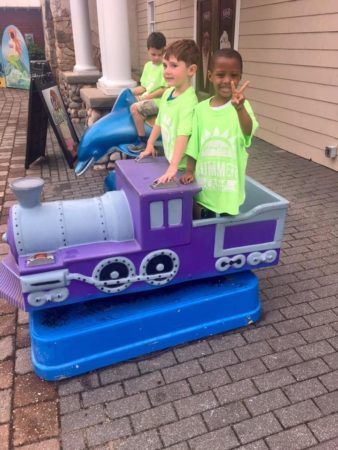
[156,86,198,169]
[140,61,166,107]
[186,98,259,215]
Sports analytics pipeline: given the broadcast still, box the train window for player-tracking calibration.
[150,201,164,228]
[168,199,182,225]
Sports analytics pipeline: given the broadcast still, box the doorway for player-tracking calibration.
[196,0,238,97]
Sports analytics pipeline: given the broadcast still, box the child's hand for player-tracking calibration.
[231,80,250,111]
[132,86,145,96]
[140,93,151,100]
[156,166,177,184]
[139,143,156,159]
[180,171,195,184]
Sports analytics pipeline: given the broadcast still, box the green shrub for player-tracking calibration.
[28,44,45,60]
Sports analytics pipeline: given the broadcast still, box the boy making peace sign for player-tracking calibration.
[181,49,259,219]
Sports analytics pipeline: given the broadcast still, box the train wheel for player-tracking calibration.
[215,254,246,272]
[140,250,180,286]
[92,257,136,293]
[27,291,47,307]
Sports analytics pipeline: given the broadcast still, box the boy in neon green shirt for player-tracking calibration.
[129,32,166,151]
[181,49,258,218]
[140,39,199,183]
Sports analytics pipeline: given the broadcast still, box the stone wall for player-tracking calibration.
[41,0,58,73]
[61,72,104,126]
[41,0,101,84]
[41,0,75,84]
[60,80,87,125]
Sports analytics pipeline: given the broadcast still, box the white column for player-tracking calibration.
[96,0,136,95]
[69,0,98,73]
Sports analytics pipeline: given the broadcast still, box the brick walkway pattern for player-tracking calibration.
[0,88,337,450]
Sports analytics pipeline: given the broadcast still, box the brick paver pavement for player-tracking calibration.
[0,88,337,449]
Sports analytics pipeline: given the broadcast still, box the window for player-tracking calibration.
[147,1,155,33]
[168,199,182,226]
[150,201,164,229]
[24,33,34,47]
[150,199,183,229]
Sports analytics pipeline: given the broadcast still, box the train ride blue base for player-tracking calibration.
[30,270,260,381]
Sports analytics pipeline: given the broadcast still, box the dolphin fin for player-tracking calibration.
[111,88,135,113]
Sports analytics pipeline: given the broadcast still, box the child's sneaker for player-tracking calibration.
[128,141,147,152]
[118,142,145,158]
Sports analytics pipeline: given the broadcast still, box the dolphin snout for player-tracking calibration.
[75,157,96,176]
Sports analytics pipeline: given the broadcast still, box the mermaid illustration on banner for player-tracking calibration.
[1,25,30,89]
[0,51,6,88]
[47,87,77,158]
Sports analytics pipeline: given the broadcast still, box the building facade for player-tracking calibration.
[41,0,338,171]
[0,0,44,49]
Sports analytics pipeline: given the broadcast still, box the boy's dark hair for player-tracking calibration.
[147,32,166,50]
[210,49,243,73]
[164,39,199,66]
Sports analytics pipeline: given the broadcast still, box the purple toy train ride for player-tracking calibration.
[0,157,288,313]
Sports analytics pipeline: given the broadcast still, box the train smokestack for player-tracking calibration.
[10,177,44,208]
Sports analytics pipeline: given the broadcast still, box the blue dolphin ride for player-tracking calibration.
[75,89,154,175]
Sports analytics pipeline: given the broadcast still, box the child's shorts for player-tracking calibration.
[194,202,231,219]
[134,99,159,117]
[200,208,231,219]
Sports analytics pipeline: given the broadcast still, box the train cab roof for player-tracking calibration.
[115,157,200,199]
